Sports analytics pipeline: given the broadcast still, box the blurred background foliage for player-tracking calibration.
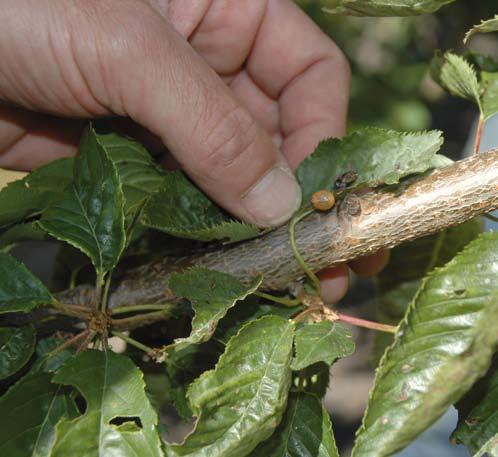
[296,0,498,158]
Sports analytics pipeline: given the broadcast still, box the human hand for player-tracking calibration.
[0,0,387,302]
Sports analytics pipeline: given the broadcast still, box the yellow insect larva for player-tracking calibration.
[311,190,336,211]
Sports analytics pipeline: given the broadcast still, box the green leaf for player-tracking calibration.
[452,358,498,456]
[141,171,260,242]
[0,371,77,457]
[292,321,355,371]
[167,315,295,457]
[0,223,48,253]
[439,53,481,106]
[51,350,164,457]
[320,0,456,16]
[31,337,74,373]
[164,342,221,421]
[296,128,443,204]
[464,15,498,44]
[248,393,339,457]
[169,268,263,350]
[0,325,35,379]
[352,233,498,457]
[215,297,302,345]
[481,71,498,121]
[96,131,166,216]
[0,252,54,313]
[39,126,126,276]
[373,219,483,363]
[0,158,73,229]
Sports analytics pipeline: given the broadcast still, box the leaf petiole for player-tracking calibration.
[335,313,397,334]
[289,209,322,294]
[254,291,301,307]
[111,303,175,315]
[111,331,153,354]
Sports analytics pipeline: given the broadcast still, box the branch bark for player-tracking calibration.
[59,150,498,308]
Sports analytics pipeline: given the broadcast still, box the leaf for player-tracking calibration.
[39,126,126,276]
[167,315,295,457]
[248,393,339,457]
[464,15,498,44]
[96,131,166,216]
[51,350,164,457]
[321,0,456,16]
[295,128,443,204]
[141,171,260,242]
[0,252,54,313]
[481,71,498,121]
[169,268,263,350]
[292,321,355,371]
[0,371,77,457]
[31,337,74,373]
[0,158,73,229]
[0,223,48,253]
[373,219,483,363]
[439,53,481,106]
[352,233,498,457]
[0,325,35,379]
[452,357,498,456]
[215,296,303,345]
[164,342,222,421]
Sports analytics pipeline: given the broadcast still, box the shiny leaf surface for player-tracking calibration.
[292,321,355,371]
[169,268,263,350]
[353,233,498,457]
[39,126,126,276]
[296,128,443,204]
[249,393,339,457]
[0,325,35,379]
[0,252,54,313]
[141,171,260,242]
[0,372,77,457]
[51,350,164,457]
[167,316,294,457]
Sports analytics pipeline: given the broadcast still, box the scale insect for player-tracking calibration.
[311,190,336,211]
[334,171,358,191]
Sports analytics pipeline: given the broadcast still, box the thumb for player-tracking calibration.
[80,1,303,227]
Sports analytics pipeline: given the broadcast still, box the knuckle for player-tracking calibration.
[198,106,259,180]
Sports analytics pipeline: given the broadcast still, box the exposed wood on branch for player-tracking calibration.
[58,150,498,308]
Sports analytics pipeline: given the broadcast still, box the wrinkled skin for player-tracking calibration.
[0,0,386,302]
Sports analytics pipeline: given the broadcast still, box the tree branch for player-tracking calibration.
[58,150,498,308]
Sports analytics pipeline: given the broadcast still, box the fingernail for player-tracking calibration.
[243,166,302,227]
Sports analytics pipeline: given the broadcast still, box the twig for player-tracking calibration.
[47,330,90,358]
[57,150,498,307]
[111,303,175,315]
[111,310,171,330]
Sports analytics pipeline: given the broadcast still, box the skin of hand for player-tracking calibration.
[0,0,388,303]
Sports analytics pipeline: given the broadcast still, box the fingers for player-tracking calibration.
[247,0,350,168]
[0,0,301,226]
[178,0,351,169]
[349,250,390,277]
[318,265,350,305]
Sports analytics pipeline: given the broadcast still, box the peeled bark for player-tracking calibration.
[58,150,498,308]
